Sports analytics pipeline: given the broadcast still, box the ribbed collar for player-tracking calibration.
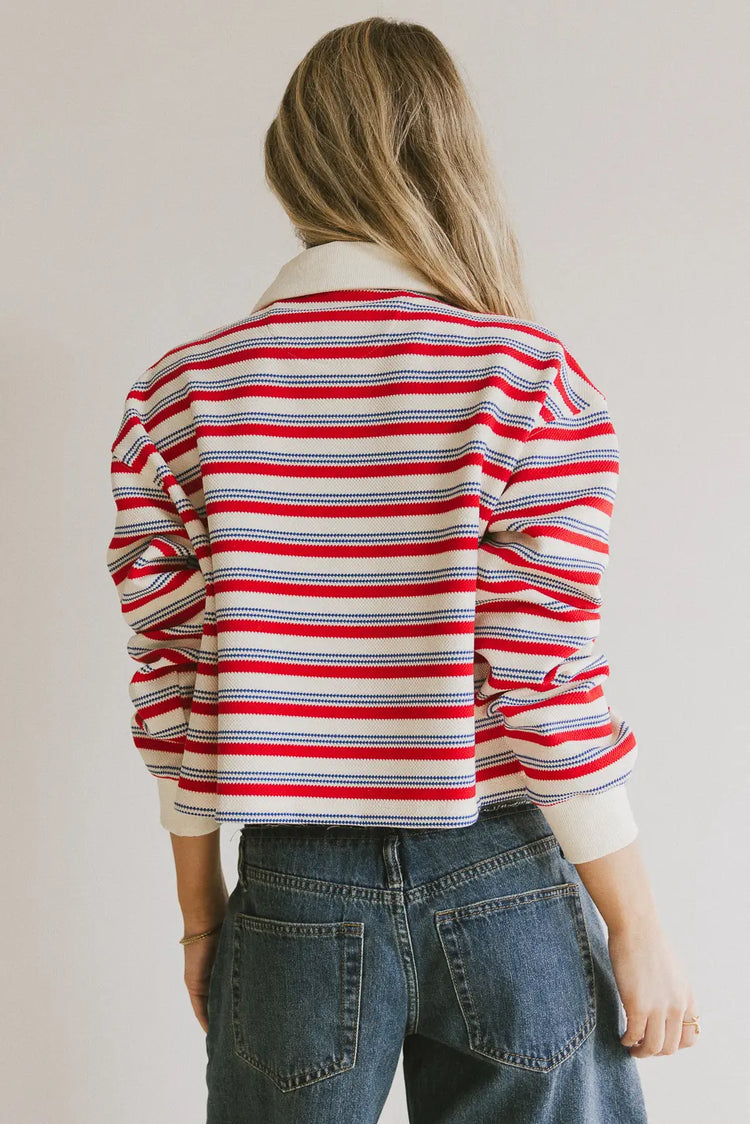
[251,239,448,312]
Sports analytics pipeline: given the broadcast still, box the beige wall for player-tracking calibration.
[2,2,747,1120]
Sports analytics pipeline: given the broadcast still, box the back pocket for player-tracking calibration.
[231,912,364,1092]
[435,882,596,1072]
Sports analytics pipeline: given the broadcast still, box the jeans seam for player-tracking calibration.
[383,836,421,1035]
[237,832,560,904]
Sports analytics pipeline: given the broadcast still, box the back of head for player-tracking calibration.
[263,17,535,319]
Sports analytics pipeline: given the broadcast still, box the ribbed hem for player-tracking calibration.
[157,778,220,836]
[539,785,639,863]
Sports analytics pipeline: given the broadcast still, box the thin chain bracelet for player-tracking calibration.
[179,921,224,946]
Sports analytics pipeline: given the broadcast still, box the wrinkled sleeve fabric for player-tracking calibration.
[474,389,639,863]
[106,434,219,836]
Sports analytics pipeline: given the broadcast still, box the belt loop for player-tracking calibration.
[236,831,245,886]
[382,831,403,891]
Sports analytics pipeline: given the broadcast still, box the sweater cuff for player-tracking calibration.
[157,778,220,836]
[539,785,639,863]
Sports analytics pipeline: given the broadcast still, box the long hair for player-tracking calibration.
[263,17,535,319]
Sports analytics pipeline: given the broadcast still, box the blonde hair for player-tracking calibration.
[263,17,535,319]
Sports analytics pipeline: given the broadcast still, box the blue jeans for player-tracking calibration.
[205,801,648,1122]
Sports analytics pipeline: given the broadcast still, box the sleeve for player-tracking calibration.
[474,392,639,863]
[106,442,220,836]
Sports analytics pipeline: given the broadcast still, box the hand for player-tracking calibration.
[168,829,228,1031]
[182,920,225,1033]
[607,917,700,1057]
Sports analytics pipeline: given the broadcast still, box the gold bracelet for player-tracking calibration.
[179,921,223,946]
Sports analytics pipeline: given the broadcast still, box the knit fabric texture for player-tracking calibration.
[106,239,639,862]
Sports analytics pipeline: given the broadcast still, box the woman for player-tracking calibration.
[106,17,698,1123]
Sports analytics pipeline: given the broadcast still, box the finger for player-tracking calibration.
[628,1012,665,1058]
[679,1000,700,1049]
[656,1010,683,1056]
[621,1010,648,1049]
[679,992,700,1050]
[190,991,209,1034]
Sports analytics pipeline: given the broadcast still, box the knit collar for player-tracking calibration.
[251,239,448,312]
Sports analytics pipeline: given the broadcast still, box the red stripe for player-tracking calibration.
[210,576,476,599]
[487,494,614,528]
[194,412,528,443]
[189,699,473,719]
[119,575,203,617]
[509,522,609,555]
[132,733,186,754]
[475,597,598,621]
[209,535,477,559]
[475,637,587,662]
[479,552,601,585]
[182,737,477,761]
[475,760,526,783]
[178,777,479,801]
[125,341,575,413]
[205,495,477,520]
[136,696,183,722]
[131,662,190,683]
[201,451,485,479]
[132,303,577,405]
[520,730,637,781]
[212,620,474,639]
[508,457,618,484]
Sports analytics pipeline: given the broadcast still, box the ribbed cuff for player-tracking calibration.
[539,785,639,863]
[157,778,220,836]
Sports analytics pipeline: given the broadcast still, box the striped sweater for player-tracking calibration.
[106,238,639,863]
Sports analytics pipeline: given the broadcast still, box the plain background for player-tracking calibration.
[3,2,748,1121]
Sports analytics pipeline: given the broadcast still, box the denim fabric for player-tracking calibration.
[205,801,648,1123]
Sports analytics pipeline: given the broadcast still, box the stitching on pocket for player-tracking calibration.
[231,913,364,1092]
[435,882,580,924]
[413,833,560,904]
[435,883,596,1072]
